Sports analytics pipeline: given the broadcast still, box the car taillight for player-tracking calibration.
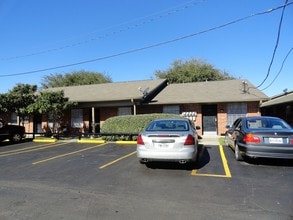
[137,134,144,145]
[184,134,195,145]
[243,133,261,143]
[290,138,293,145]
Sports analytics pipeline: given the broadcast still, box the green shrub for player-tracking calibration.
[100,113,183,141]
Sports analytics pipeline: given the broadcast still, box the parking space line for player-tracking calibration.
[99,151,137,169]
[190,171,229,178]
[219,144,232,177]
[0,142,70,158]
[32,143,107,165]
[191,145,232,178]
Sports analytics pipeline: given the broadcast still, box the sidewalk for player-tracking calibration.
[199,135,222,145]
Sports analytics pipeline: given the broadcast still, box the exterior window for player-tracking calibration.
[71,109,83,128]
[118,107,132,116]
[48,113,54,130]
[227,103,247,126]
[11,113,18,125]
[23,116,29,124]
[10,113,28,125]
[163,106,180,114]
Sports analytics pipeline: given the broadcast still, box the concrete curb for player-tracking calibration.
[115,141,136,145]
[33,138,58,143]
[31,138,137,144]
[77,139,106,144]
[199,136,223,145]
[31,137,222,145]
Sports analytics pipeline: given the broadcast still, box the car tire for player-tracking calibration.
[10,133,22,143]
[235,144,243,161]
[139,159,148,164]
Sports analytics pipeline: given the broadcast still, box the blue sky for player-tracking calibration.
[0,0,292,96]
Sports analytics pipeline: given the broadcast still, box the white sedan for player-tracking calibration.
[137,118,200,165]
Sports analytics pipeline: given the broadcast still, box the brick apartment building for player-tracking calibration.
[2,79,269,136]
[261,90,293,126]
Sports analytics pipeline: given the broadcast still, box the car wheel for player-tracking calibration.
[235,144,243,161]
[10,133,22,143]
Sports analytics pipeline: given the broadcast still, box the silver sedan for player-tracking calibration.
[137,118,200,165]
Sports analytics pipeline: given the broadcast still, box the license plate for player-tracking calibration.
[269,138,283,144]
[156,143,169,148]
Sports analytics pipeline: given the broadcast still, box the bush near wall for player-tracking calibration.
[101,113,183,141]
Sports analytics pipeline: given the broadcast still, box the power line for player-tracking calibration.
[261,47,293,91]
[0,0,202,61]
[0,2,292,78]
[256,0,289,88]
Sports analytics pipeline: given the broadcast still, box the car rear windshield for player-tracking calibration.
[146,120,189,131]
[246,118,292,129]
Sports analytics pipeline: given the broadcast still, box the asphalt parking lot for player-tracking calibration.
[0,140,292,220]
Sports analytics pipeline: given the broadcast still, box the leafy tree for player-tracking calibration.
[155,58,234,83]
[41,70,112,89]
[27,91,76,134]
[0,93,9,113]
[1,84,38,123]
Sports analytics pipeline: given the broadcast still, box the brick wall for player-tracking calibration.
[1,101,262,136]
[247,102,261,116]
[99,107,117,126]
[137,105,162,114]
[217,103,227,136]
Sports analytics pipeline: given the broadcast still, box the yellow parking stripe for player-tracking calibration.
[191,144,232,178]
[99,151,137,169]
[219,144,232,177]
[0,142,65,155]
[190,171,229,178]
[0,142,69,158]
[115,141,136,145]
[32,143,107,165]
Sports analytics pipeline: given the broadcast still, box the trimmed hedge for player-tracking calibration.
[100,113,183,141]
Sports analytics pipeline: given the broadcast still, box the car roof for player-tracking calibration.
[240,116,283,120]
[152,118,188,121]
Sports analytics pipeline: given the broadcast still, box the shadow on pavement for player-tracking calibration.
[245,157,293,167]
[144,144,211,170]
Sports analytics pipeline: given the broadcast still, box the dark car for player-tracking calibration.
[0,120,25,143]
[225,116,293,161]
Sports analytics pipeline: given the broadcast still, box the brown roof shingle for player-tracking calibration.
[152,79,268,104]
[45,79,268,105]
[46,79,167,102]
[261,91,293,107]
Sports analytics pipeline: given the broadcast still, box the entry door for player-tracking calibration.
[33,114,43,133]
[202,105,217,135]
